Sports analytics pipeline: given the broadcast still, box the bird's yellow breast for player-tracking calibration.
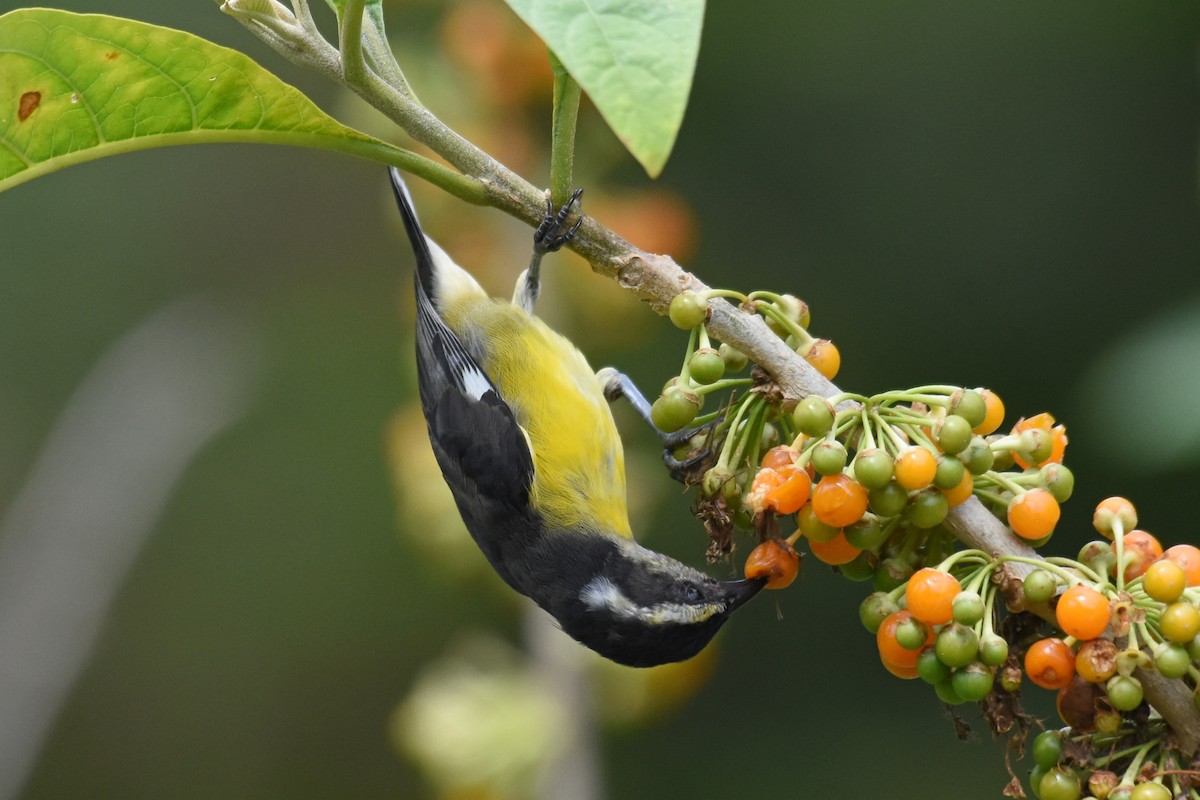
[442,297,633,539]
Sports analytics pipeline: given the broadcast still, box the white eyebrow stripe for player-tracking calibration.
[580,576,723,625]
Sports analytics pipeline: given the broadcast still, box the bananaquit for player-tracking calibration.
[390,168,763,667]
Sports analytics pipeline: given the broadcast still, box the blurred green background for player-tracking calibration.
[1,1,1199,798]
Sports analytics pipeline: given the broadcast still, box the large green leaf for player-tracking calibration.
[504,0,704,178]
[0,8,407,192]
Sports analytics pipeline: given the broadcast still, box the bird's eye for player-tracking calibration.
[682,584,701,603]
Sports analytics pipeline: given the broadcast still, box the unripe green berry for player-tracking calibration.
[688,347,725,385]
[1017,428,1053,466]
[792,395,835,437]
[895,617,929,651]
[951,661,994,703]
[650,386,701,432]
[1038,766,1081,800]
[961,436,995,475]
[859,592,899,633]
[979,633,1009,667]
[853,448,895,490]
[1154,642,1191,679]
[811,440,848,476]
[951,590,984,626]
[873,557,913,592]
[1023,569,1058,604]
[869,482,909,518]
[933,455,965,490]
[907,489,948,529]
[917,648,951,684]
[719,342,748,372]
[936,415,973,455]
[934,677,966,705]
[1040,463,1075,503]
[837,551,876,582]
[949,388,987,429]
[668,291,707,329]
[1105,675,1143,711]
[935,622,979,668]
[845,515,888,551]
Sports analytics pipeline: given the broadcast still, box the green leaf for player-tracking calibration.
[0,8,413,192]
[503,0,705,178]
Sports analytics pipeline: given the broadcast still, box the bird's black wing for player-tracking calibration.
[414,279,535,514]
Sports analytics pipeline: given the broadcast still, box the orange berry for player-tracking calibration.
[880,652,920,680]
[1164,544,1200,587]
[760,445,798,470]
[1055,584,1111,640]
[802,338,840,380]
[1075,638,1117,684]
[810,474,868,528]
[808,530,862,565]
[894,446,937,490]
[1011,412,1068,469]
[1092,496,1137,539]
[1115,530,1163,580]
[1007,489,1061,540]
[973,388,1005,435]
[744,468,784,514]
[766,466,812,515]
[905,567,962,626]
[941,471,974,507]
[1025,637,1076,690]
[743,539,801,589]
[876,610,932,676]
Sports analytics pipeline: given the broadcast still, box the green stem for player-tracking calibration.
[339,0,366,84]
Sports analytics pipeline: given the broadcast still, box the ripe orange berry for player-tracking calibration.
[808,530,862,565]
[766,466,812,515]
[1092,496,1137,539]
[973,388,1005,435]
[760,445,798,470]
[744,539,801,589]
[1011,413,1068,469]
[1055,584,1111,640]
[1115,530,1163,580]
[744,468,784,514]
[1164,544,1200,587]
[802,338,841,380]
[879,653,920,680]
[941,471,974,507]
[811,474,868,528]
[905,567,962,626]
[876,610,932,677]
[1025,638,1076,690]
[1007,489,1061,540]
[894,446,937,490]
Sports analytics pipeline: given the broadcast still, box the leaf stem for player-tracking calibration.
[549,51,581,205]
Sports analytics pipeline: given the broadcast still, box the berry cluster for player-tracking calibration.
[662,289,1200,797]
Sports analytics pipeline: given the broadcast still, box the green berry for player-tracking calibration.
[979,634,1009,667]
[650,386,700,432]
[668,291,707,329]
[936,415,973,455]
[917,648,951,684]
[907,489,948,529]
[933,456,965,490]
[719,342,748,372]
[859,592,899,633]
[1078,541,1117,578]
[934,677,967,705]
[1154,643,1191,679]
[951,591,984,626]
[1129,783,1171,800]
[1038,766,1081,800]
[688,347,725,385]
[798,503,839,543]
[1105,675,1144,711]
[873,557,913,592]
[845,515,888,551]
[811,441,848,476]
[949,389,987,429]
[792,395,835,437]
[837,551,876,582]
[988,436,1015,471]
[869,482,909,518]
[1017,428,1053,466]
[895,617,929,651]
[951,662,994,702]
[935,622,979,668]
[852,449,894,490]
[961,436,995,475]
[1023,569,1058,604]
[1040,463,1075,503]
[1031,730,1062,770]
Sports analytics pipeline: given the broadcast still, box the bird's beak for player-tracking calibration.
[721,577,766,612]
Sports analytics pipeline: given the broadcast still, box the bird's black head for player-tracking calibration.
[547,540,765,668]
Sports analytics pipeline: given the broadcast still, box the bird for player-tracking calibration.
[390,167,764,667]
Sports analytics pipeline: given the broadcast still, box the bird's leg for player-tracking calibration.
[514,189,585,313]
[596,367,715,482]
